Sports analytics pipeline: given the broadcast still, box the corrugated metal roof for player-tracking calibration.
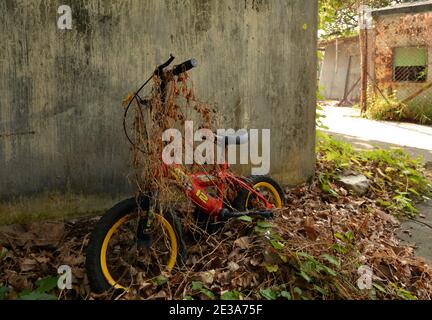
[371,0,432,16]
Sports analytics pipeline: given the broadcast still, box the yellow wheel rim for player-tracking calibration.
[245,182,283,209]
[100,213,178,290]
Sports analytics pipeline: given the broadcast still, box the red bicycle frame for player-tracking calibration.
[167,162,274,219]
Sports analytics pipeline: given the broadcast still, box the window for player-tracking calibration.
[393,47,428,82]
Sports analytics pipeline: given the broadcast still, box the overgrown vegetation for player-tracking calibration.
[316,86,329,130]
[319,0,415,40]
[366,90,432,125]
[0,276,58,300]
[2,134,431,300]
[317,131,432,216]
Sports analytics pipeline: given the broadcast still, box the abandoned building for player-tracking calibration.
[0,0,317,222]
[319,0,432,110]
[371,0,432,112]
[319,36,360,103]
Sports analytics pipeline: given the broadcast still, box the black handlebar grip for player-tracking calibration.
[172,58,198,76]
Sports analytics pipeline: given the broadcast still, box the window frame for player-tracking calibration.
[392,46,428,84]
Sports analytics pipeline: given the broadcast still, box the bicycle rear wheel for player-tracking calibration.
[86,197,184,294]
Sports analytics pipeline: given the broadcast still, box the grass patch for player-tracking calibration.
[316,131,432,217]
[366,89,432,125]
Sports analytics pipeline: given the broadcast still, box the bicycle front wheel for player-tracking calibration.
[85,197,182,294]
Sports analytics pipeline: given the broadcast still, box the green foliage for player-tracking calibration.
[332,230,358,255]
[153,275,168,286]
[0,276,59,301]
[18,276,59,301]
[237,215,253,223]
[260,288,279,300]
[316,86,329,130]
[0,287,9,300]
[321,254,341,268]
[297,252,338,282]
[366,89,406,121]
[221,290,240,300]
[319,0,407,40]
[260,286,292,300]
[265,264,279,273]
[274,250,352,299]
[191,281,215,300]
[254,220,273,235]
[366,89,432,125]
[389,283,418,300]
[335,230,355,243]
[316,132,432,216]
[19,291,58,301]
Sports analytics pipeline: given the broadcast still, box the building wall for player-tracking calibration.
[373,12,432,98]
[0,0,318,223]
[319,38,360,102]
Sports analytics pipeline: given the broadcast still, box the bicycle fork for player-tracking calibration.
[136,214,153,249]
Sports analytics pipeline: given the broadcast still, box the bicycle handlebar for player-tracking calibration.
[172,58,198,76]
[124,55,198,152]
[155,55,198,77]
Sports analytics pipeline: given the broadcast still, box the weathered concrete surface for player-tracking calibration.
[398,199,432,263]
[0,0,318,222]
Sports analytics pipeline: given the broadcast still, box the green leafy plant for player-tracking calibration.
[18,276,59,300]
[221,290,240,300]
[388,283,417,301]
[366,89,406,122]
[316,86,329,130]
[316,132,432,216]
[366,88,432,125]
[319,0,406,40]
[191,281,215,300]
[259,286,292,300]
[153,275,168,286]
[0,287,9,300]
[237,215,253,223]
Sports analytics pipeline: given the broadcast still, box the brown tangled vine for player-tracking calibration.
[123,72,220,214]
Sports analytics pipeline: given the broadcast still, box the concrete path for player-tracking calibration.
[320,102,432,163]
[321,102,432,262]
[397,200,432,263]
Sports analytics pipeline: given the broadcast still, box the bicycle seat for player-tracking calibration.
[215,130,249,145]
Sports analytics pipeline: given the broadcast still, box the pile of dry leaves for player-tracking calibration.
[1,173,431,300]
[1,73,431,300]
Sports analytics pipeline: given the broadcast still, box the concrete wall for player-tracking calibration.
[0,0,317,223]
[319,38,360,102]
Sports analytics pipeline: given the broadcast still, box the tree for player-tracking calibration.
[319,0,418,39]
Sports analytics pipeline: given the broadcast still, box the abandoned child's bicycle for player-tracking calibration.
[85,55,284,294]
